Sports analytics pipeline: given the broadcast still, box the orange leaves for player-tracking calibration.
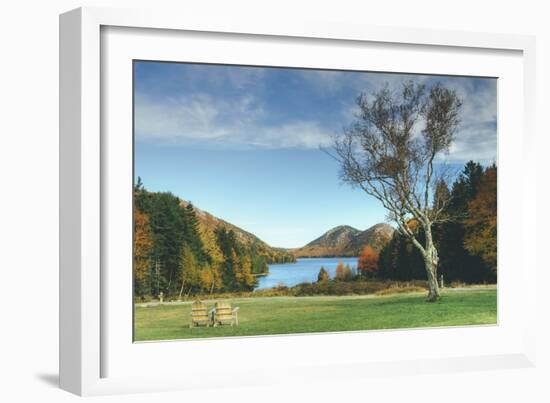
[335,261,345,280]
[335,261,353,281]
[464,167,497,270]
[358,245,379,276]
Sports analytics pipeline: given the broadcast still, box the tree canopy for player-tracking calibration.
[331,81,463,301]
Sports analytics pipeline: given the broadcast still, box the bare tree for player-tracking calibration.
[331,81,462,301]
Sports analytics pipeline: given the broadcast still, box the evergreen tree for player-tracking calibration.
[216,228,240,291]
[134,189,187,296]
[376,162,497,284]
[377,226,426,281]
[252,254,268,275]
[317,267,330,282]
[437,161,487,283]
[183,203,207,265]
[134,176,143,191]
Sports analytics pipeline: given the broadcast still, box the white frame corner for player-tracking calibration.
[59,6,537,396]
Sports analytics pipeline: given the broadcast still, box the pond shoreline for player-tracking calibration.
[257,256,359,290]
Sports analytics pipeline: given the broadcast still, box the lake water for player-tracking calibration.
[255,257,359,290]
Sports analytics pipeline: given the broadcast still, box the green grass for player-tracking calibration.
[134,289,497,341]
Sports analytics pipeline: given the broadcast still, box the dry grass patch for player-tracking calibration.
[374,286,426,296]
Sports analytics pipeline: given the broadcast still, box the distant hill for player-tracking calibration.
[179,200,294,263]
[292,223,394,257]
[181,200,392,259]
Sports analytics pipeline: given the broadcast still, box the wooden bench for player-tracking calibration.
[211,301,239,327]
[189,300,210,328]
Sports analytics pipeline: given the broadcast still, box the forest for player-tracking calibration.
[133,159,496,300]
[133,179,296,299]
[357,161,497,284]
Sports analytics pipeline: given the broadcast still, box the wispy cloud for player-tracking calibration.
[135,92,333,149]
[447,122,497,163]
[135,63,496,161]
[182,64,267,90]
[445,79,497,162]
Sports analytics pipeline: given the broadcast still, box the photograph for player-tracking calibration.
[132,61,498,341]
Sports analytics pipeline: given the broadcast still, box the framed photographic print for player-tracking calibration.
[60,7,537,396]
[132,60,497,341]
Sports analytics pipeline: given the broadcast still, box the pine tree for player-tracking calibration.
[437,161,487,283]
[317,267,330,282]
[184,203,207,265]
[216,228,241,291]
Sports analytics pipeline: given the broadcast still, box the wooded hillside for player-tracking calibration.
[133,181,295,299]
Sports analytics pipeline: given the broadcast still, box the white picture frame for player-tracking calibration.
[59,6,537,396]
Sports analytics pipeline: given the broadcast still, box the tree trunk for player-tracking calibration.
[423,241,440,302]
[178,279,185,300]
[406,225,441,302]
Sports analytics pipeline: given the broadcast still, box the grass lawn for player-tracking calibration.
[134,289,496,341]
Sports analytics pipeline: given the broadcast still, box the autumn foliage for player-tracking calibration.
[464,167,497,272]
[358,245,379,277]
[335,261,354,281]
[133,180,292,299]
[317,267,330,282]
[377,161,497,284]
[134,208,153,297]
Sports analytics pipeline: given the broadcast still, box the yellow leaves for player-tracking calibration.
[181,245,201,287]
[200,265,221,293]
[199,219,224,265]
[335,261,345,280]
[233,253,255,288]
[134,208,153,283]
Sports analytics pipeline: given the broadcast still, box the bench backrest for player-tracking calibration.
[191,301,209,323]
[215,301,234,322]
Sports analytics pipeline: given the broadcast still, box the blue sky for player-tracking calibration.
[134,61,497,248]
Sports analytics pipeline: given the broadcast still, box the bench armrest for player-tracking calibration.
[232,307,240,312]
